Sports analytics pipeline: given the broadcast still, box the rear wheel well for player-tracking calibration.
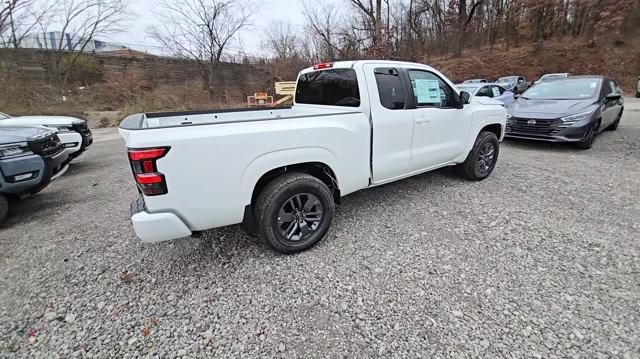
[250,162,340,205]
[481,123,502,138]
[242,162,340,236]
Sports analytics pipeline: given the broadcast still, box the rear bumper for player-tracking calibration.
[130,198,191,243]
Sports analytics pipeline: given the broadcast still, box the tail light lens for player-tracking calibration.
[127,147,170,196]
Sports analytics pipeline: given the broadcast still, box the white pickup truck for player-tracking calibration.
[119,60,506,253]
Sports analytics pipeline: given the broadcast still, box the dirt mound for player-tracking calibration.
[426,39,640,92]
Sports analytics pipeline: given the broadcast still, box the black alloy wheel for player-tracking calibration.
[276,193,324,241]
[254,172,335,254]
[576,120,599,149]
[477,142,496,175]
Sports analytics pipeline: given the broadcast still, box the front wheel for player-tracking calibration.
[575,120,599,150]
[456,131,500,181]
[254,172,335,254]
[607,110,622,131]
[0,194,8,226]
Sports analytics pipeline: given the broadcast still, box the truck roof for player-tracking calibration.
[300,60,439,74]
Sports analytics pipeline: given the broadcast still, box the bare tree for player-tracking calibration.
[0,0,49,48]
[261,20,306,80]
[349,0,383,47]
[301,0,346,61]
[262,21,299,59]
[453,0,484,57]
[148,0,255,97]
[35,0,129,87]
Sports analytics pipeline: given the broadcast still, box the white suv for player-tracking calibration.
[0,112,93,159]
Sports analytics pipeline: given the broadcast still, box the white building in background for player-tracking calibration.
[17,31,127,52]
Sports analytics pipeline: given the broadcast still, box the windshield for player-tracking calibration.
[539,74,566,81]
[497,77,517,84]
[522,78,600,100]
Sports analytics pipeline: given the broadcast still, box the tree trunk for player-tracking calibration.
[454,0,468,58]
[375,0,382,46]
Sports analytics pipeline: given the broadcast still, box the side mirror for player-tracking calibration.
[606,93,621,101]
[460,91,471,105]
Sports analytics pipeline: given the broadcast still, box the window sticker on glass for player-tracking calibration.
[491,87,500,97]
[589,82,597,88]
[415,79,441,103]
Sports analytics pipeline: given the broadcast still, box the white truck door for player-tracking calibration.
[362,64,415,182]
[404,68,473,171]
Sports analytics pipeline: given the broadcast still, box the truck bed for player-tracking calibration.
[119,106,359,130]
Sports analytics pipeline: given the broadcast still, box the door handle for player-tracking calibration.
[415,117,431,124]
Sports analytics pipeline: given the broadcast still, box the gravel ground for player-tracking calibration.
[1,98,639,358]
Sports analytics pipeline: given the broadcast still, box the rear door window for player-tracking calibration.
[374,68,406,110]
[295,69,360,107]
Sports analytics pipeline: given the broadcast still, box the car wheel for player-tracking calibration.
[636,91,640,98]
[575,120,599,150]
[254,172,335,254]
[607,110,622,131]
[456,131,500,181]
[0,194,8,226]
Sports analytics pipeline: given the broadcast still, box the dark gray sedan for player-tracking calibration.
[505,76,624,149]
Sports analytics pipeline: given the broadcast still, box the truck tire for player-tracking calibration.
[456,131,500,181]
[0,194,8,226]
[254,172,335,254]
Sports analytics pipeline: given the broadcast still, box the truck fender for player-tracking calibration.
[456,115,506,163]
[240,146,341,206]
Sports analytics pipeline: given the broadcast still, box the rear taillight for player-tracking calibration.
[127,147,170,196]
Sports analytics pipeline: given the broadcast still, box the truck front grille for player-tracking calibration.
[71,121,91,135]
[30,134,65,157]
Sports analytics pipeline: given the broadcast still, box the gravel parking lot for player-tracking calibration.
[1,98,639,358]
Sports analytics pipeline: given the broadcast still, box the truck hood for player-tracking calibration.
[0,126,55,144]
[509,98,597,118]
[0,115,83,127]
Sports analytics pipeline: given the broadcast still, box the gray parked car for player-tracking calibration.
[506,75,624,149]
[0,126,69,224]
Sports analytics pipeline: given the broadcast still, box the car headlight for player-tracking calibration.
[0,142,33,159]
[560,111,593,125]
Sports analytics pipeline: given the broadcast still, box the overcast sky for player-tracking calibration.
[107,0,344,56]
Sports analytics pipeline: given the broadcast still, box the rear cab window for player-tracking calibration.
[295,69,360,107]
